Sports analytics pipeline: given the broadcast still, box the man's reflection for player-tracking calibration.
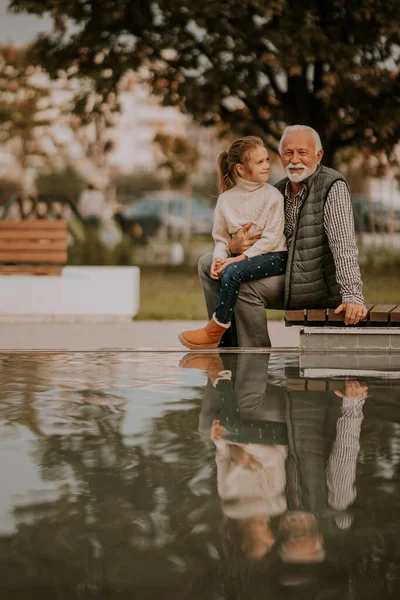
[180,351,367,566]
[327,383,366,528]
[285,377,367,550]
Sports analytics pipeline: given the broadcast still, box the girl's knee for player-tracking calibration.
[221,263,239,283]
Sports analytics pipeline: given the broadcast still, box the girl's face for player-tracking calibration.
[237,146,270,183]
[239,517,275,560]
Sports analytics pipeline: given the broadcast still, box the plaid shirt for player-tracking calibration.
[284,179,364,305]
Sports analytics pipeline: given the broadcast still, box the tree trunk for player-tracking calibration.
[321,144,338,169]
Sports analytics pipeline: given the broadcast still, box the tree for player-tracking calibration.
[0,43,118,195]
[154,133,199,189]
[8,0,400,165]
[0,45,60,193]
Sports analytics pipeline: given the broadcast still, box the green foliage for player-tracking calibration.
[0,45,57,172]
[0,178,19,206]
[113,171,163,203]
[193,175,219,207]
[68,227,135,266]
[0,41,119,187]
[37,166,86,203]
[154,133,200,188]
[8,0,400,164]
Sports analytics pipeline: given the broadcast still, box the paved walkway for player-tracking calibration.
[0,320,300,351]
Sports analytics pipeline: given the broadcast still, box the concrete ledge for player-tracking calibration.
[300,352,400,377]
[0,315,134,323]
[0,320,299,351]
[300,327,400,353]
[0,266,140,320]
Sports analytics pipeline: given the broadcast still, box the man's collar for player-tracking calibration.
[284,179,305,199]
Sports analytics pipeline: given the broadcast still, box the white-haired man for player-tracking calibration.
[198,125,367,347]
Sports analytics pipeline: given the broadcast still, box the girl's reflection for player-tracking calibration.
[183,352,288,560]
[211,417,287,560]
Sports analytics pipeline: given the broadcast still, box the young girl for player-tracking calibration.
[179,136,287,349]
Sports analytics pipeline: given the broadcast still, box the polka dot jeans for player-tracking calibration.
[215,251,288,324]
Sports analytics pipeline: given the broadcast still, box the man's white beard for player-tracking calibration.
[285,159,319,182]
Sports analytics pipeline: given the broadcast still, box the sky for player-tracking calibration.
[0,0,52,45]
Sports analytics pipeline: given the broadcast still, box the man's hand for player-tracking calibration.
[334,380,368,399]
[215,254,246,277]
[210,258,224,280]
[334,302,368,325]
[228,222,262,256]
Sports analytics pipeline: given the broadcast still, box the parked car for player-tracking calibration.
[351,194,390,232]
[122,192,214,238]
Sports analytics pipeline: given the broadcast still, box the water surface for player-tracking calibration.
[0,351,400,599]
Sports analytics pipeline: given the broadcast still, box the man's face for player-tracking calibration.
[279,131,324,183]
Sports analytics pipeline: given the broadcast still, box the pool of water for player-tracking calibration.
[0,351,400,599]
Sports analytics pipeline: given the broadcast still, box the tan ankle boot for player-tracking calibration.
[179,317,229,349]
[179,352,226,383]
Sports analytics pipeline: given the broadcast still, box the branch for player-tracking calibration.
[313,60,324,94]
[331,134,357,149]
[239,96,282,142]
[263,65,284,101]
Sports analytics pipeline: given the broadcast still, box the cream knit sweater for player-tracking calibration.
[212,177,287,260]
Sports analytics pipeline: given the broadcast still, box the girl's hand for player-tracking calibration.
[211,258,224,280]
[215,254,246,276]
[210,419,228,441]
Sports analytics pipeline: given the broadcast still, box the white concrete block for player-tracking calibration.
[299,327,400,353]
[0,266,140,320]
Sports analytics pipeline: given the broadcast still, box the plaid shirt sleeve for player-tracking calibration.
[324,181,364,305]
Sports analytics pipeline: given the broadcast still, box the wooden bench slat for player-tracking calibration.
[0,266,62,275]
[390,306,400,323]
[361,304,374,322]
[327,308,345,321]
[0,251,67,263]
[0,220,68,275]
[287,378,306,391]
[307,309,326,321]
[327,304,375,323]
[285,310,305,322]
[369,304,397,322]
[0,230,67,240]
[307,380,327,392]
[0,221,66,229]
[285,304,400,327]
[0,241,67,251]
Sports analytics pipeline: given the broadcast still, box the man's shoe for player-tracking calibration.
[178,316,230,349]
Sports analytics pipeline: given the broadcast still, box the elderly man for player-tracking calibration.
[198,125,367,347]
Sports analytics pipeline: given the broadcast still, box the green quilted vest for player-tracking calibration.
[275,165,348,309]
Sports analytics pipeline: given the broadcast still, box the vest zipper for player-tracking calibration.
[285,197,305,309]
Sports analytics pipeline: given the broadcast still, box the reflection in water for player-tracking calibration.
[187,354,366,566]
[201,354,288,561]
[0,352,399,598]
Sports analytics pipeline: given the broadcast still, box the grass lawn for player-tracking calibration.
[137,264,400,320]
[138,266,209,320]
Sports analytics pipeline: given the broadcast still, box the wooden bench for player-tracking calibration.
[0,221,68,276]
[285,305,400,327]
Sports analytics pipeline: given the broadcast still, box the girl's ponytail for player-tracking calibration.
[218,150,235,193]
